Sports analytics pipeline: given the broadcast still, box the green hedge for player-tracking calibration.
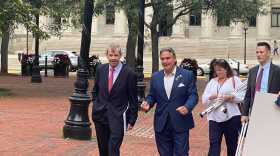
[0,88,11,97]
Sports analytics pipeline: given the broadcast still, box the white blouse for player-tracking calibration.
[202,76,244,122]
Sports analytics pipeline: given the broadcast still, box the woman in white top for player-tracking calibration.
[202,59,243,156]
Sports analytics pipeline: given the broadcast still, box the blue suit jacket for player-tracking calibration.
[146,67,198,132]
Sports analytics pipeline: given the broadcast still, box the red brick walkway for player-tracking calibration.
[0,75,227,156]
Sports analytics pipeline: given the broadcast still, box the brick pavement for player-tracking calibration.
[0,75,228,156]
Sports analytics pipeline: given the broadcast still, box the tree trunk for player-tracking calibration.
[0,26,10,74]
[151,25,159,73]
[125,13,137,69]
[126,30,137,69]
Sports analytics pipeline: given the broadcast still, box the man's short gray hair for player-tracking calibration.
[160,47,176,58]
[106,44,122,55]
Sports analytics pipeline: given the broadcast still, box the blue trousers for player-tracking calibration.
[208,115,241,156]
[155,116,190,156]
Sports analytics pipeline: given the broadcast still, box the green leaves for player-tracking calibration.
[0,0,83,38]
[204,0,265,23]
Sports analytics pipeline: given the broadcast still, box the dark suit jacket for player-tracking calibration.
[243,63,280,116]
[92,63,138,126]
[146,67,198,132]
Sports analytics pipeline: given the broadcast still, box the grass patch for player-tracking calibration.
[0,88,12,97]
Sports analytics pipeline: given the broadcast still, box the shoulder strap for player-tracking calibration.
[231,77,236,90]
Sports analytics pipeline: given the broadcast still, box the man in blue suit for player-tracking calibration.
[141,47,198,156]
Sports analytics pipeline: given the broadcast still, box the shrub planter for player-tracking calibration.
[88,55,101,79]
[20,53,35,76]
[53,54,70,77]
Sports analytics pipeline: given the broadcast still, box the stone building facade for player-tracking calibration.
[6,0,280,72]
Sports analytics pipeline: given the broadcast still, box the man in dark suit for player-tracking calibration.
[242,42,280,123]
[92,44,138,156]
[141,47,198,156]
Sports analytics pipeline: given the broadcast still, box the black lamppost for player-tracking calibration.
[30,0,42,83]
[63,0,94,140]
[26,27,29,55]
[243,25,248,64]
[136,0,146,105]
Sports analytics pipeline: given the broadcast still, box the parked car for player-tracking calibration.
[197,63,209,76]
[39,50,78,71]
[197,58,249,76]
[228,58,249,75]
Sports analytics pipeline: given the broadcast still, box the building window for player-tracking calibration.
[271,8,280,27]
[49,16,62,31]
[189,10,201,26]
[249,16,256,27]
[159,5,173,36]
[217,15,230,26]
[106,5,115,25]
[159,19,172,36]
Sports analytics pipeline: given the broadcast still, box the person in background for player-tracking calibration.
[273,40,279,55]
[179,58,198,83]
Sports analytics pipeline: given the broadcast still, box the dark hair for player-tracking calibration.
[257,42,271,51]
[180,58,198,70]
[213,59,233,78]
[179,58,198,83]
[209,58,217,80]
[160,47,176,58]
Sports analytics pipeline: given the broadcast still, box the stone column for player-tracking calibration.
[39,16,48,27]
[114,9,127,36]
[257,0,271,40]
[229,21,243,38]
[228,21,244,60]
[172,9,185,38]
[184,14,190,38]
[99,15,106,34]
[172,2,186,38]
[92,16,98,35]
[200,10,215,39]
[172,19,185,37]
[92,0,99,35]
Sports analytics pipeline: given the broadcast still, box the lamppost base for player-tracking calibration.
[136,65,146,105]
[63,96,92,140]
[62,69,92,140]
[31,65,42,83]
[63,125,92,140]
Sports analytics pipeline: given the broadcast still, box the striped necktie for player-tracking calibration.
[255,68,264,92]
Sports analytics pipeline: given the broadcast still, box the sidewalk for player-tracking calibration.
[0,75,227,156]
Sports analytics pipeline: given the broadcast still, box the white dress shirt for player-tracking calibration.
[202,76,244,122]
[164,67,176,99]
